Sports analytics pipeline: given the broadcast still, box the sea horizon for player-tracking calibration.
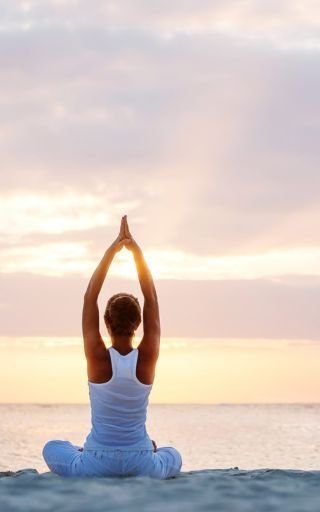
[1,403,320,474]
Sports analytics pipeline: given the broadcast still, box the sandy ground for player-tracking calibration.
[1,468,320,512]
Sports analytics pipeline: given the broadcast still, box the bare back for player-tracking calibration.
[86,341,157,385]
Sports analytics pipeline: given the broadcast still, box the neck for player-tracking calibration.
[111,335,134,355]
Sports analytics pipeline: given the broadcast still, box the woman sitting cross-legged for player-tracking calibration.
[42,215,182,479]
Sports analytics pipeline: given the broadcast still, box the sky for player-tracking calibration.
[1,337,320,403]
[1,0,320,340]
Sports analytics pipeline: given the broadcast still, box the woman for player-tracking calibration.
[42,215,182,479]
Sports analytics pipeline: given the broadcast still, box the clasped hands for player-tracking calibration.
[111,215,139,254]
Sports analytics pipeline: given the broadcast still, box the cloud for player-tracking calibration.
[2,224,320,279]
[0,0,319,263]
[0,1,319,339]
[2,1,320,48]
[1,272,320,338]
[0,192,139,237]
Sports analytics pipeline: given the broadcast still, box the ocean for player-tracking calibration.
[1,403,320,473]
[2,339,320,511]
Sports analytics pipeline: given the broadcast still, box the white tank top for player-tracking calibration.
[84,347,154,450]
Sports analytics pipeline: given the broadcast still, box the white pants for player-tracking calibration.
[43,440,182,480]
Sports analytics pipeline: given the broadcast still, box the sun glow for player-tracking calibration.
[2,193,320,280]
[2,242,320,280]
[109,246,320,280]
[1,337,320,404]
[0,192,139,237]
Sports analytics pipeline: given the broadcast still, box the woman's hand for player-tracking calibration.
[110,216,131,253]
[110,215,141,254]
[122,215,141,254]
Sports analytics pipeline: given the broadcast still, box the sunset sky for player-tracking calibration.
[1,1,320,380]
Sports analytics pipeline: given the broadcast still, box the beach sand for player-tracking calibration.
[2,405,320,511]
[1,468,320,512]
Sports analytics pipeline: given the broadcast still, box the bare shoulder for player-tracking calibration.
[86,343,111,384]
[137,332,160,362]
[136,341,159,385]
[139,296,161,358]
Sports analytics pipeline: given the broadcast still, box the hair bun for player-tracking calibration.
[104,293,142,337]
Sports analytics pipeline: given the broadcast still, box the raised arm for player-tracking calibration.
[82,216,128,361]
[123,216,160,361]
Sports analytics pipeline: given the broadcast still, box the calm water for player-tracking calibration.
[1,404,320,473]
